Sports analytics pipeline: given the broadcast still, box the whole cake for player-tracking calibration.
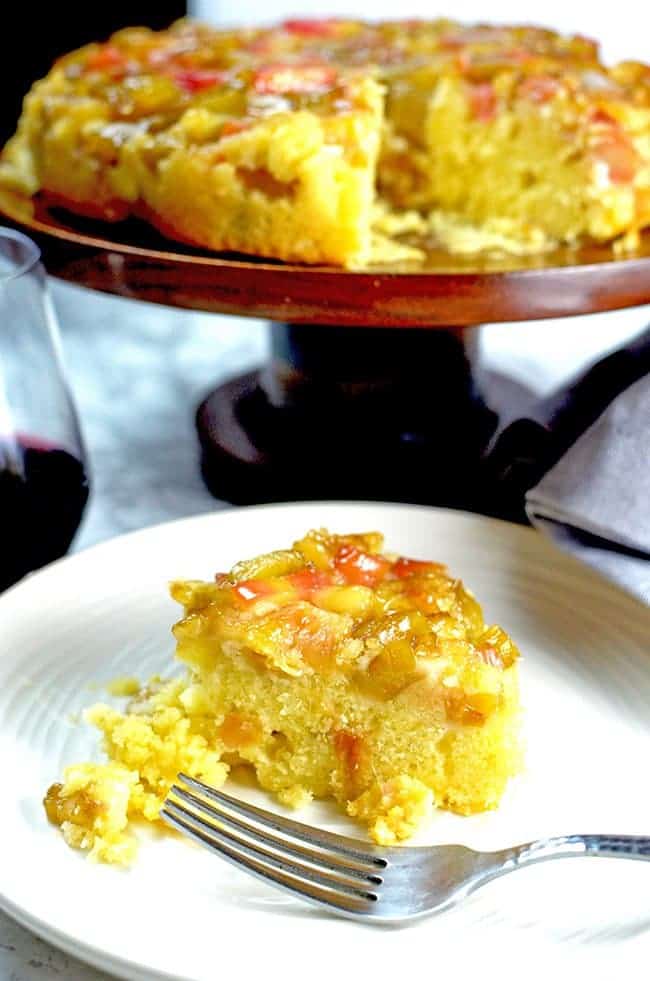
[44,529,521,864]
[2,17,650,266]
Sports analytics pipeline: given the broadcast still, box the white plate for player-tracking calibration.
[1,502,650,981]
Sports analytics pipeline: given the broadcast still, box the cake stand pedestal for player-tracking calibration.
[3,190,650,513]
[196,323,495,507]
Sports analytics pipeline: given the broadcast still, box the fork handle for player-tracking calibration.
[507,835,650,869]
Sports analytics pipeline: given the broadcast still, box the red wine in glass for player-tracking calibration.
[0,435,89,592]
[0,227,89,591]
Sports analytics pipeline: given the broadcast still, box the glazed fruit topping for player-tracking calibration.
[441,27,512,49]
[252,62,337,94]
[44,783,100,826]
[592,131,639,183]
[476,624,519,668]
[468,81,497,121]
[171,68,228,92]
[84,45,127,76]
[233,579,280,603]
[282,18,346,37]
[334,544,392,587]
[286,569,335,595]
[392,556,446,578]
[518,74,562,102]
[221,118,253,137]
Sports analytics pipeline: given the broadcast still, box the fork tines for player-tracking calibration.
[161,774,387,917]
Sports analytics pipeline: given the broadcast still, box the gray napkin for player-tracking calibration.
[525,373,650,604]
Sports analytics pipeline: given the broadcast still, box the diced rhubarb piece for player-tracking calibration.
[85,45,126,74]
[287,569,335,598]
[282,18,345,36]
[468,81,497,121]
[519,74,561,103]
[221,118,252,137]
[477,625,519,668]
[334,545,391,587]
[593,134,639,183]
[232,578,280,604]
[171,68,227,93]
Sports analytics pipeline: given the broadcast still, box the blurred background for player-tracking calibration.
[0,1,647,551]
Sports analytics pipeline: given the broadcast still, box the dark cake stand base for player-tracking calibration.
[4,191,650,518]
[197,323,499,509]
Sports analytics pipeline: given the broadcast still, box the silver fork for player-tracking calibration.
[161,774,650,924]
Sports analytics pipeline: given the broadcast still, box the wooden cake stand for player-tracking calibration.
[3,190,650,513]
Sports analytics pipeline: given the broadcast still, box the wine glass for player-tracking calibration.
[0,227,89,591]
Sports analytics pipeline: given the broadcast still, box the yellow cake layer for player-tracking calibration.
[44,529,522,864]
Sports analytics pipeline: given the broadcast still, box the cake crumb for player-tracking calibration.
[106,676,141,697]
[277,785,313,809]
[348,775,436,845]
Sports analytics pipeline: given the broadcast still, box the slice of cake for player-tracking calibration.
[44,528,521,864]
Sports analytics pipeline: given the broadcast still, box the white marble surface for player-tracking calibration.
[1,279,647,980]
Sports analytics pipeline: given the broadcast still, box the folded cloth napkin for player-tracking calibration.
[525,373,650,604]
